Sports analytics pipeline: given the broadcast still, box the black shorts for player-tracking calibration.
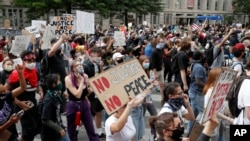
[88,92,104,116]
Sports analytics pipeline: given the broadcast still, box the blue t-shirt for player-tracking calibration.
[189,63,207,98]
[144,43,153,58]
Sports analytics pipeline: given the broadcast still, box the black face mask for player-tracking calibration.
[172,127,184,141]
[117,59,124,64]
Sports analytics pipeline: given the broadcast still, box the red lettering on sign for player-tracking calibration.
[208,98,224,117]
[104,95,122,112]
[92,77,110,93]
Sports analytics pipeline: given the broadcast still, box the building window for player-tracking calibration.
[137,15,143,24]
[165,0,170,8]
[223,0,227,11]
[207,0,210,10]
[2,9,6,17]
[176,0,181,9]
[151,14,159,25]
[197,0,201,10]
[215,0,218,10]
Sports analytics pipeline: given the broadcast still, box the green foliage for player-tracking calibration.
[233,0,250,14]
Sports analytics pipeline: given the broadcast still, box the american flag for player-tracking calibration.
[191,23,201,31]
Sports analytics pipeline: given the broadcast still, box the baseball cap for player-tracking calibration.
[234,43,245,51]
[112,52,124,60]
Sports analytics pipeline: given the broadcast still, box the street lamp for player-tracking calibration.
[10,0,16,29]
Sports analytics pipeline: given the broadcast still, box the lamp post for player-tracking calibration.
[10,0,16,29]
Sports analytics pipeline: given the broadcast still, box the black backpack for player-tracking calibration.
[171,52,184,74]
[82,59,95,78]
[226,75,250,117]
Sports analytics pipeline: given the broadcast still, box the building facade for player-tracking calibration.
[0,0,240,30]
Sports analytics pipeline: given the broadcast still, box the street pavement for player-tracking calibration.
[16,92,229,141]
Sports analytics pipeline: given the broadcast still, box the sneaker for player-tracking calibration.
[98,133,106,138]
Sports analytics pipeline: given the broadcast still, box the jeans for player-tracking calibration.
[187,94,204,133]
[131,105,145,141]
[58,132,70,141]
[142,94,158,116]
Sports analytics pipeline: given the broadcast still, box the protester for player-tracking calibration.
[0,64,26,141]
[105,89,151,141]
[41,74,70,141]
[230,43,246,77]
[0,59,14,85]
[65,60,99,141]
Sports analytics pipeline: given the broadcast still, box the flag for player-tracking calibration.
[191,23,201,31]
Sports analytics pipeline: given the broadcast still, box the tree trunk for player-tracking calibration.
[124,10,128,29]
[66,2,72,14]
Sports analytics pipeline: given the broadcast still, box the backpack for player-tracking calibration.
[226,75,250,117]
[171,52,184,74]
[230,62,246,76]
[82,59,95,78]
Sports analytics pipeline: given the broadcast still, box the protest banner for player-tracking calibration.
[188,121,204,141]
[202,68,237,123]
[50,15,76,36]
[41,26,56,50]
[89,59,153,115]
[25,26,40,38]
[32,20,47,30]
[76,10,95,34]
[113,31,126,47]
[10,36,31,57]
[0,29,22,36]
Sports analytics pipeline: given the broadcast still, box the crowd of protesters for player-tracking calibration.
[0,21,250,141]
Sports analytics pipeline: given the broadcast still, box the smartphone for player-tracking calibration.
[16,110,24,117]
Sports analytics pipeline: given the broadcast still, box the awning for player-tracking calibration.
[196,15,223,20]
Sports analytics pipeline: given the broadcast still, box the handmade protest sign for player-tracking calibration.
[10,36,32,57]
[50,15,76,36]
[89,59,153,115]
[41,26,56,50]
[202,68,237,123]
[0,29,22,36]
[113,31,126,47]
[76,10,95,34]
[4,19,10,29]
[25,26,40,38]
[32,20,47,30]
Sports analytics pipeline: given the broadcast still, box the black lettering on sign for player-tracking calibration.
[124,75,151,96]
[230,125,250,140]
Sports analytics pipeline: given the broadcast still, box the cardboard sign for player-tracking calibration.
[188,121,204,141]
[25,26,40,38]
[89,59,152,115]
[32,20,47,30]
[113,31,126,47]
[0,29,22,36]
[50,15,76,36]
[41,26,56,50]
[202,68,237,123]
[10,36,32,57]
[4,19,11,29]
[76,10,95,34]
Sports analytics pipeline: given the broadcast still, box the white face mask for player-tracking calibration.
[25,63,36,70]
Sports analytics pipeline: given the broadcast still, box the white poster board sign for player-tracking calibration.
[89,59,153,115]
[113,31,126,47]
[25,26,40,38]
[202,68,237,123]
[10,36,31,57]
[76,10,95,34]
[50,15,76,36]
[32,20,47,30]
[41,26,56,50]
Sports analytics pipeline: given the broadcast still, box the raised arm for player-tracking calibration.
[12,64,27,98]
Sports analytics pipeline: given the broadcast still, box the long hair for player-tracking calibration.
[46,74,60,90]
[162,82,180,106]
[149,112,176,140]
[70,60,85,88]
[203,68,222,94]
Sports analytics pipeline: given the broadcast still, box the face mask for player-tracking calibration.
[117,59,124,64]
[171,127,184,141]
[168,97,183,111]
[142,63,150,69]
[77,67,84,74]
[4,66,13,72]
[25,63,36,70]
[55,82,62,91]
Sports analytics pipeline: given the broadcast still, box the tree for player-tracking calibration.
[232,0,250,23]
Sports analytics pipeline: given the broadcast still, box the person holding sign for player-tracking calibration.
[158,82,195,141]
[105,89,151,141]
[65,60,99,141]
